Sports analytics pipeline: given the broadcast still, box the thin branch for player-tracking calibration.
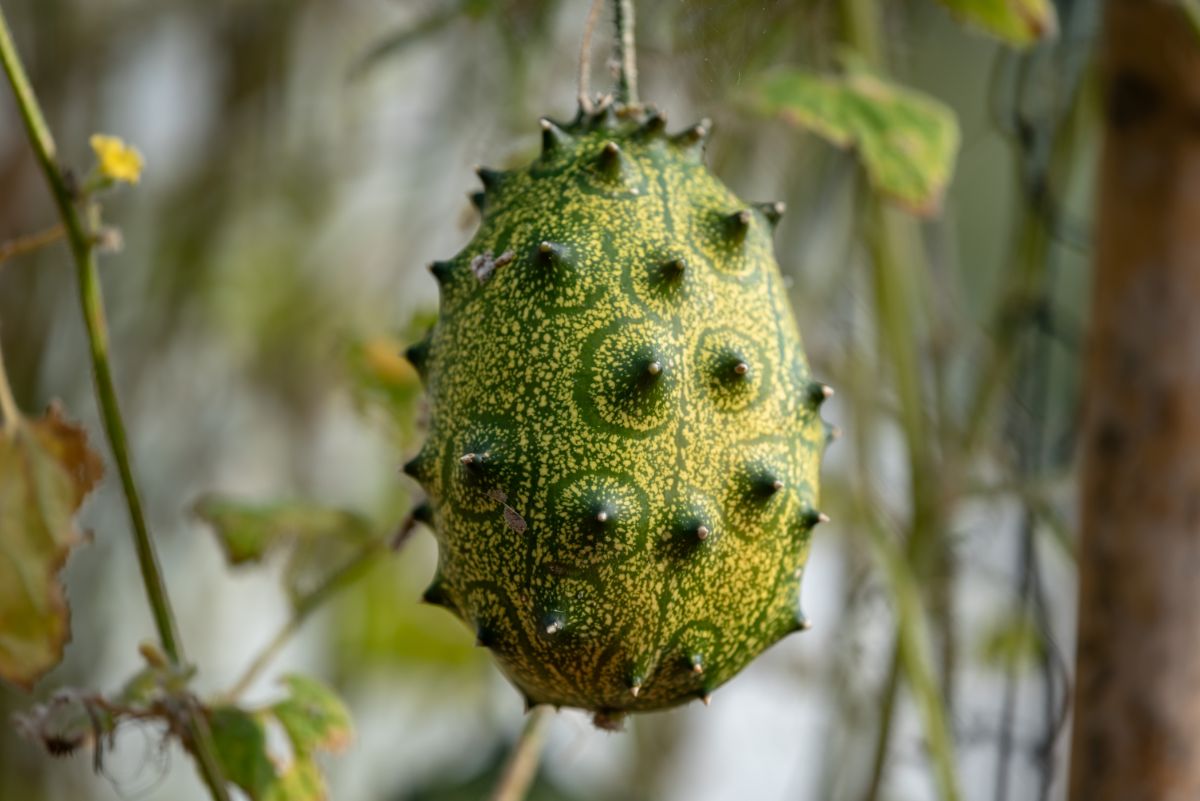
[225,542,384,700]
[0,9,230,801]
[577,0,604,112]
[489,706,553,801]
[612,0,638,106]
[0,222,65,266]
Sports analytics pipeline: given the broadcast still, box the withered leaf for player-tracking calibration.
[0,403,104,690]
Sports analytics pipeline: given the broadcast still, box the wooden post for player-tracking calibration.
[1069,2,1200,799]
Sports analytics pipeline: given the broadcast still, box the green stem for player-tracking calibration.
[0,9,230,801]
[836,0,958,798]
[612,0,638,106]
[489,706,552,801]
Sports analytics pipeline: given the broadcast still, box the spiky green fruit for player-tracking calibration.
[407,103,830,724]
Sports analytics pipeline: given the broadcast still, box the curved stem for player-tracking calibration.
[0,9,230,801]
[577,0,604,112]
[489,706,552,801]
[612,0,638,106]
[225,542,383,701]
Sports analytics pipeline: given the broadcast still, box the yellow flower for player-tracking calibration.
[89,134,144,184]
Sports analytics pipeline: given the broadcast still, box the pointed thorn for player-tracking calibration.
[539,117,571,154]
[800,616,814,631]
[596,140,624,179]
[421,576,452,608]
[474,623,497,648]
[545,619,563,635]
[690,654,705,674]
[772,479,785,492]
[404,335,431,377]
[672,118,712,152]
[403,451,431,483]
[701,694,712,707]
[535,241,573,268]
[696,524,710,541]
[733,361,749,377]
[661,258,686,281]
[755,201,787,229]
[429,260,455,285]
[723,209,752,244]
[631,684,641,698]
[596,510,609,523]
[638,111,668,138]
[475,166,506,190]
[459,452,478,466]
[800,507,828,529]
[807,381,834,409]
[646,360,663,377]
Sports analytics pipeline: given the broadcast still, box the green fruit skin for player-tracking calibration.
[406,105,830,720]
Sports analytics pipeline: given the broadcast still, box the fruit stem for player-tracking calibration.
[612,0,638,106]
[489,705,552,801]
[0,9,231,801]
[0,337,19,432]
[577,0,604,111]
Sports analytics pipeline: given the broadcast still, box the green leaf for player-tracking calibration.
[194,496,374,565]
[209,675,353,801]
[208,707,281,800]
[271,674,353,755]
[755,68,961,216]
[0,403,103,689]
[934,0,1057,47]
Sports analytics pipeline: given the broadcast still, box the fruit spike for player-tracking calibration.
[755,201,787,230]
[724,209,753,244]
[536,240,574,269]
[404,334,431,378]
[671,118,711,157]
[539,118,572,154]
[636,111,667,139]
[408,102,829,720]
[475,166,507,191]
[659,257,686,283]
[595,141,626,181]
[807,380,835,407]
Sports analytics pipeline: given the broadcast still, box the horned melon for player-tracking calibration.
[405,100,832,726]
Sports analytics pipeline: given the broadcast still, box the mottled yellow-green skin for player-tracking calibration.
[406,105,829,721]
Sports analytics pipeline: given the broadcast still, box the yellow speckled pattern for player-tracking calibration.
[405,105,831,721]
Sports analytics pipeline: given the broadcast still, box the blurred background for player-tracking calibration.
[0,0,1098,799]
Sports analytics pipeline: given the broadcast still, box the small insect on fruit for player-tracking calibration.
[404,41,831,730]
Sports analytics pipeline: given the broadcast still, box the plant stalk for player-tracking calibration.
[612,0,638,106]
[0,337,20,431]
[0,9,230,801]
[226,541,383,700]
[489,706,552,801]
